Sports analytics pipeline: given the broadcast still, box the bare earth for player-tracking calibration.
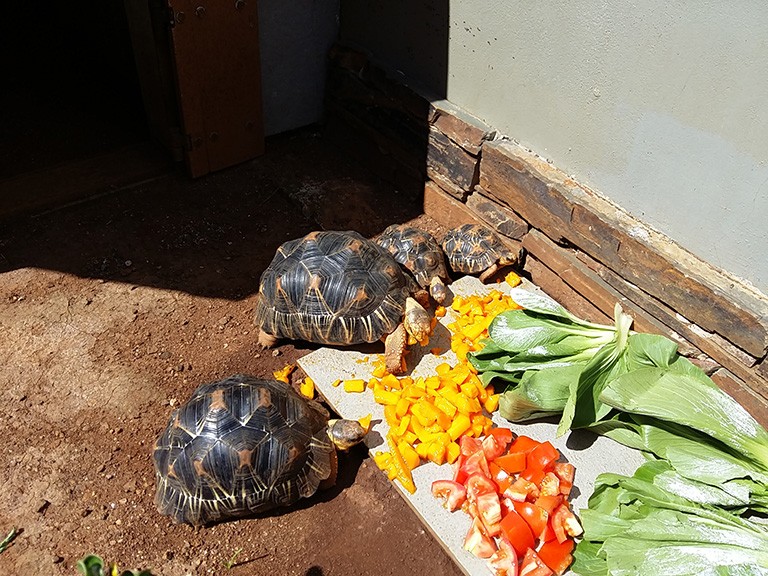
[0,130,464,576]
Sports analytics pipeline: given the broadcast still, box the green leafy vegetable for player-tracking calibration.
[574,463,768,575]
[468,288,768,575]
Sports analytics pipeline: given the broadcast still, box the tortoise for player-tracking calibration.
[376,224,450,305]
[153,374,367,526]
[441,223,524,283]
[254,230,431,374]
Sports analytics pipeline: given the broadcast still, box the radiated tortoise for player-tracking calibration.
[153,374,367,526]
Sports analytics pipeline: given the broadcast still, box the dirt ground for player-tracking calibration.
[0,129,465,576]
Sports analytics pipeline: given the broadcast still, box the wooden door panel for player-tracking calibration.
[168,0,264,177]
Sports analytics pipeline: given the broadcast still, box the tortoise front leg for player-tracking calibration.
[478,262,500,284]
[258,328,278,348]
[383,323,408,374]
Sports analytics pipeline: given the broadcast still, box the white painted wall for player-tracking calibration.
[340,1,768,294]
[259,0,339,136]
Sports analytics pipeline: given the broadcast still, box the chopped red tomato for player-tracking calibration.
[462,450,491,480]
[466,473,497,500]
[493,451,527,475]
[464,516,497,559]
[498,509,535,556]
[509,435,540,454]
[512,500,548,539]
[504,476,540,502]
[534,494,563,515]
[431,479,467,512]
[483,433,508,460]
[487,535,518,576]
[553,462,575,496]
[476,491,503,526]
[551,503,582,543]
[538,472,561,497]
[488,427,515,449]
[461,434,484,455]
[522,441,559,483]
[537,538,574,575]
[431,429,576,576]
[519,548,554,576]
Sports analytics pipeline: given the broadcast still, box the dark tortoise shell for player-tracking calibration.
[376,224,449,290]
[441,223,517,274]
[153,375,334,526]
[254,230,410,345]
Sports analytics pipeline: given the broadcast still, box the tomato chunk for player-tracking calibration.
[551,503,582,543]
[462,450,491,480]
[512,500,548,539]
[488,427,514,448]
[525,441,559,473]
[483,433,507,460]
[487,535,518,576]
[476,490,503,526]
[553,462,575,496]
[493,451,527,475]
[431,479,467,512]
[509,435,540,454]
[464,517,497,559]
[537,538,574,575]
[498,509,535,556]
[519,548,554,576]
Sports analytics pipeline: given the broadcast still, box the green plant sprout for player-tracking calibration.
[0,528,18,554]
[223,548,243,570]
[76,554,153,576]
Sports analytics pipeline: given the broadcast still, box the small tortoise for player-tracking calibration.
[254,230,431,374]
[442,223,523,283]
[376,224,450,304]
[154,374,367,526]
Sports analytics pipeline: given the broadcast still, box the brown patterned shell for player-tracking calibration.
[376,224,449,289]
[153,375,333,526]
[254,230,410,345]
[442,223,512,274]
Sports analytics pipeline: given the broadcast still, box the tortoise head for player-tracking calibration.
[498,246,526,267]
[429,276,447,305]
[327,419,368,451]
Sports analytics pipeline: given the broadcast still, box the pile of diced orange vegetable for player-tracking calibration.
[338,285,522,494]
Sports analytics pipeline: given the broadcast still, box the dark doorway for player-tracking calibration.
[1,1,150,179]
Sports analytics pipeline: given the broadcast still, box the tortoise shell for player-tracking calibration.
[442,223,515,274]
[376,224,449,289]
[153,375,334,526]
[254,230,410,345]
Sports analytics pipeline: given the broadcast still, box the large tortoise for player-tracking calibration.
[153,374,367,526]
[376,224,450,305]
[442,223,524,283]
[254,230,431,374]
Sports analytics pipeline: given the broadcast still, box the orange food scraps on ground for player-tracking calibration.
[272,363,296,383]
[360,290,521,493]
[343,379,366,393]
[358,413,372,432]
[505,270,522,287]
[299,376,315,399]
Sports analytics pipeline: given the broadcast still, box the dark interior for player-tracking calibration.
[1,1,150,180]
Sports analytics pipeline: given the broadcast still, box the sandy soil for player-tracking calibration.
[0,129,463,576]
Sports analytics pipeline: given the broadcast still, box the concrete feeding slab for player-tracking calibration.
[298,276,646,576]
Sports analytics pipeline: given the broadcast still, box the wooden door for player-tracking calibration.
[166,0,265,177]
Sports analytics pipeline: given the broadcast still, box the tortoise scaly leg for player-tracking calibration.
[258,328,278,349]
[478,262,500,284]
[383,323,408,374]
[403,296,431,345]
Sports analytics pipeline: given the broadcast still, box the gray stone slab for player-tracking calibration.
[298,276,646,576]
